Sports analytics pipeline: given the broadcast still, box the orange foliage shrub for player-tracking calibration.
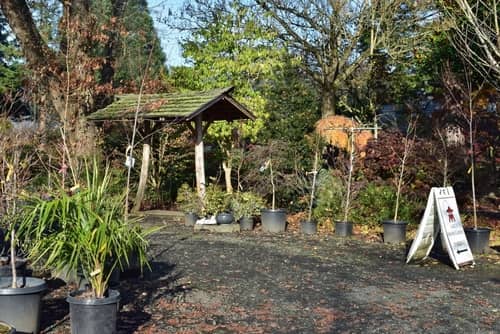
[315,116,373,154]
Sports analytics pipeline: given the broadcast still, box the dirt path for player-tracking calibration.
[41,220,500,333]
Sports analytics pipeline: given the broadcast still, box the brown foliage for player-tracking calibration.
[362,129,463,201]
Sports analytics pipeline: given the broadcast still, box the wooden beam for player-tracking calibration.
[202,119,212,135]
[194,114,206,198]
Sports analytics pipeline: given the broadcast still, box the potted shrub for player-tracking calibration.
[382,116,417,244]
[176,183,202,226]
[231,192,265,231]
[0,212,46,334]
[19,162,157,334]
[203,184,233,224]
[0,116,46,334]
[313,171,344,232]
[259,159,287,233]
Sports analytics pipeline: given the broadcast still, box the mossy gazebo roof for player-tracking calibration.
[88,86,255,122]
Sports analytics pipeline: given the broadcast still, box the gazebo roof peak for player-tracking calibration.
[88,86,255,122]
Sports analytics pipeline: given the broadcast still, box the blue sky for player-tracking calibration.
[147,0,187,67]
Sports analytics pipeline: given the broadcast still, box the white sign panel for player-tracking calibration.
[407,187,474,270]
[406,190,440,262]
[434,187,474,268]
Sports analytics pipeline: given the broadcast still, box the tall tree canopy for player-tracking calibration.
[94,0,166,89]
[171,0,287,192]
[255,0,435,118]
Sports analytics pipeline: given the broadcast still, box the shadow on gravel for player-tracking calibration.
[118,260,191,333]
[40,278,69,331]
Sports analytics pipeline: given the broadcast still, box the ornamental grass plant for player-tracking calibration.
[19,160,158,299]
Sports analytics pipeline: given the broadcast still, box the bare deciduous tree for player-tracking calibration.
[255,0,435,117]
[445,0,500,87]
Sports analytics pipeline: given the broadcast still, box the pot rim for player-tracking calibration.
[0,277,47,295]
[67,289,120,306]
[261,208,287,213]
[381,220,408,225]
[334,220,353,224]
[464,227,492,233]
[216,212,234,216]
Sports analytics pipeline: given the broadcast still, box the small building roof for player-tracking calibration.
[87,86,255,122]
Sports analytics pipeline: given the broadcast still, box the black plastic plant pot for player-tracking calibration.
[0,277,46,334]
[335,221,353,237]
[464,227,491,254]
[0,258,27,278]
[216,212,234,224]
[261,209,287,233]
[382,220,407,244]
[184,212,198,226]
[301,220,318,235]
[67,289,120,334]
[239,217,254,231]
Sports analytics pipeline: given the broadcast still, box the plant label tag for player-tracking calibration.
[406,187,474,270]
[125,156,135,169]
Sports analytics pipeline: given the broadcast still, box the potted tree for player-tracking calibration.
[335,128,356,237]
[176,183,202,226]
[443,6,494,255]
[300,147,320,235]
[0,116,46,334]
[231,192,265,231]
[382,116,417,244]
[260,159,287,233]
[203,184,233,224]
[19,161,156,334]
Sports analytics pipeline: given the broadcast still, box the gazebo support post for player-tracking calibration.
[132,143,151,212]
[194,114,206,198]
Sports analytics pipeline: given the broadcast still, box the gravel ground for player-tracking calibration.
[40,218,500,334]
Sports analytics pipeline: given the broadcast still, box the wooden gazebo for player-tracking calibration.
[88,87,255,196]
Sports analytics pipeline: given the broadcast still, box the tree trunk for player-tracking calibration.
[0,0,55,68]
[321,87,336,118]
[194,115,206,198]
[222,160,233,194]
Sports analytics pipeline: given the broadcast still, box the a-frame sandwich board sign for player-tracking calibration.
[406,187,474,270]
